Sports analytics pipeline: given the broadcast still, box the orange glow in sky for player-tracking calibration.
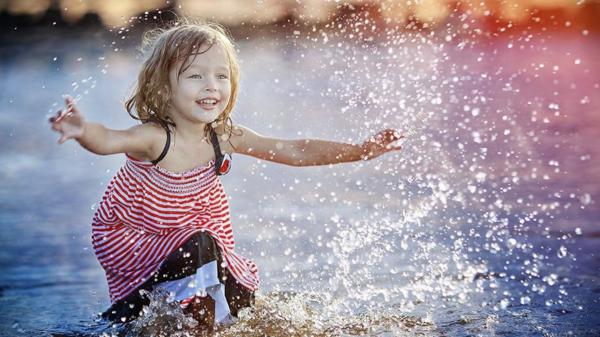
[0,0,596,29]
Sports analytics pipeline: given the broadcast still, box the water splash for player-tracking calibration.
[117,289,199,337]
[218,292,434,337]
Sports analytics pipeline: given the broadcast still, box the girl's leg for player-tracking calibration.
[221,268,255,317]
[102,231,255,327]
[102,231,216,322]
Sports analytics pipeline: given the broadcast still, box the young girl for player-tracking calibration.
[49,21,403,329]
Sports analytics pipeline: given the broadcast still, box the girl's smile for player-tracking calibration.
[196,97,221,110]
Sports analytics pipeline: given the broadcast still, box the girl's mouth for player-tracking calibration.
[196,98,219,109]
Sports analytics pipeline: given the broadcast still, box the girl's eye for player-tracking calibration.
[218,74,228,80]
[189,74,202,79]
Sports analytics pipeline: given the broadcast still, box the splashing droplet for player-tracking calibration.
[557,246,567,258]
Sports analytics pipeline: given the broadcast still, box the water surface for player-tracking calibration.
[1,25,599,336]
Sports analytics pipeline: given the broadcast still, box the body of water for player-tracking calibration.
[1,23,599,336]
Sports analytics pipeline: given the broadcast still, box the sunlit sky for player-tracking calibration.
[1,0,596,28]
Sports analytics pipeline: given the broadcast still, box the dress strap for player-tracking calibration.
[209,127,231,176]
[151,123,171,165]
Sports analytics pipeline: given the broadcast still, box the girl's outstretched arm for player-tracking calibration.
[49,96,162,159]
[228,125,404,167]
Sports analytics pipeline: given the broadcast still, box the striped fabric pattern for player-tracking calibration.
[91,155,259,303]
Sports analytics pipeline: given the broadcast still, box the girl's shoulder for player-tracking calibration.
[213,123,245,138]
[213,123,248,154]
[125,122,169,162]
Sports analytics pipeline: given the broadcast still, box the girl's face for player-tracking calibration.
[168,42,232,125]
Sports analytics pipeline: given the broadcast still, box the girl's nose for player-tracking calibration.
[204,78,218,92]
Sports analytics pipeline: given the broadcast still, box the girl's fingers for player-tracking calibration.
[49,110,61,123]
[64,95,74,106]
[51,110,65,123]
[67,105,77,115]
[368,129,404,147]
[65,95,80,114]
[387,130,403,140]
[53,108,76,124]
[376,129,402,142]
[56,115,66,123]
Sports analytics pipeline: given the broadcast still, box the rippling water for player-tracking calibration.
[1,23,599,336]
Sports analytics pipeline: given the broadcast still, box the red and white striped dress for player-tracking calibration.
[91,155,259,303]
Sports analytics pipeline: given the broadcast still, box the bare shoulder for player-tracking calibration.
[126,122,168,161]
[213,122,247,137]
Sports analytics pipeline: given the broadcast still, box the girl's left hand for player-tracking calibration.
[360,129,404,160]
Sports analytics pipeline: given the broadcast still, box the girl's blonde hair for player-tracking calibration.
[125,19,239,139]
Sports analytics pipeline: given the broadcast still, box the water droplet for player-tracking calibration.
[545,273,558,286]
[557,246,567,258]
[580,193,592,205]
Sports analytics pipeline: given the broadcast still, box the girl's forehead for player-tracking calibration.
[181,42,230,69]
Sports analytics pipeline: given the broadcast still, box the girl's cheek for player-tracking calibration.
[222,85,231,96]
[182,83,200,95]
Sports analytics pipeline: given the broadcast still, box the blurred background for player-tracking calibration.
[1,1,599,336]
[2,0,600,29]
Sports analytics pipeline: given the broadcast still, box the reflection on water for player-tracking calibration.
[0,22,599,336]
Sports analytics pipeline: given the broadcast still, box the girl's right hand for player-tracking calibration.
[49,95,85,144]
